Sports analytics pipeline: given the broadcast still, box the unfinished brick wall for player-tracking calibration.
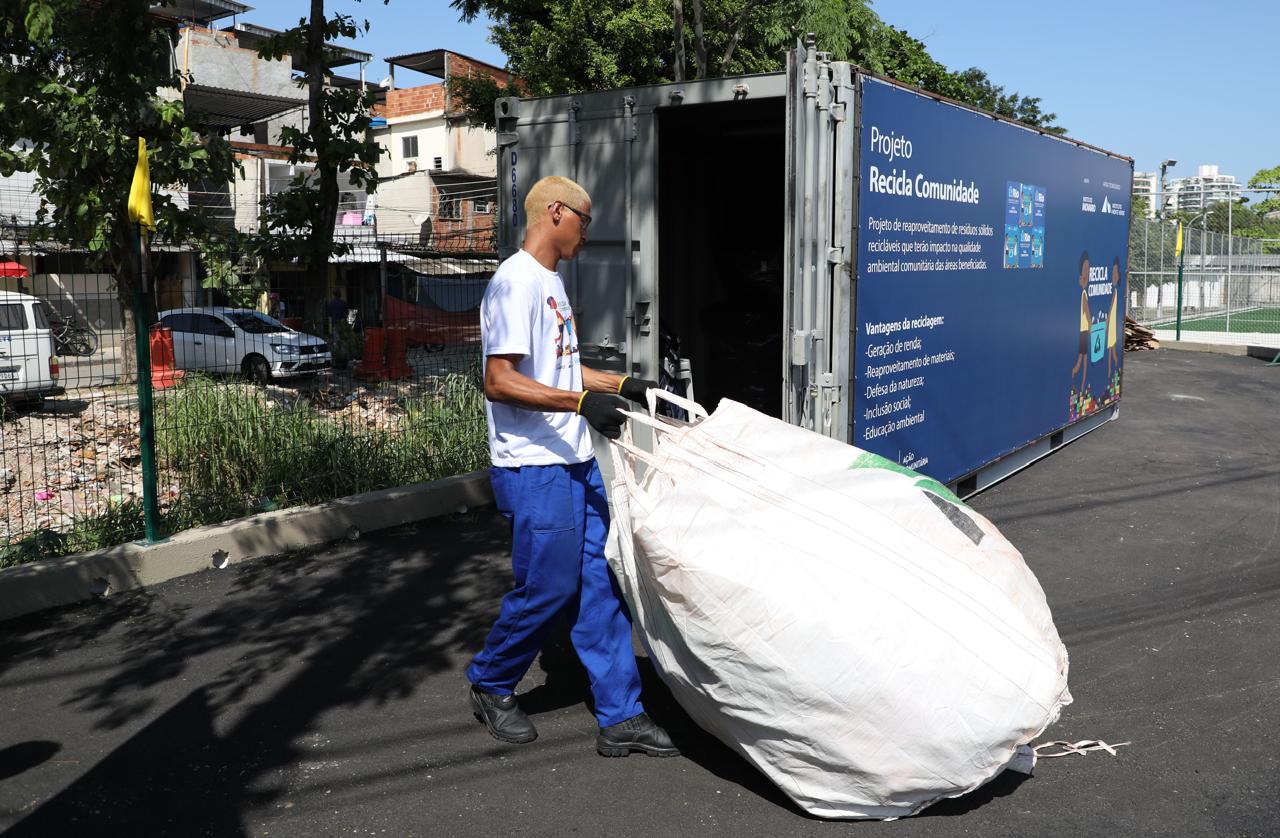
[376,84,447,120]
[373,52,519,120]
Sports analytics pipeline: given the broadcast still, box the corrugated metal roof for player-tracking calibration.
[149,0,249,25]
[184,84,306,127]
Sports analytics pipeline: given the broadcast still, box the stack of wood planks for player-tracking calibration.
[1124,316,1159,351]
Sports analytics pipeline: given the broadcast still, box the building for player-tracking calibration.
[1132,171,1158,219]
[1169,165,1238,213]
[370,50,510,253]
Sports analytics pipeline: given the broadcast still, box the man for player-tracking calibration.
[325,290,349,335]
[467,175,678,758]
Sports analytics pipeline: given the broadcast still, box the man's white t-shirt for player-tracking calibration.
[481,249,594,466]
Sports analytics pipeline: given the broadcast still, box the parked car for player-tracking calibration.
[0,290,64,405]
[156,307,331,383]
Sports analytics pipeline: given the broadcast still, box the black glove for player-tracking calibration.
[578,391,628,439]
[618,376,659,404]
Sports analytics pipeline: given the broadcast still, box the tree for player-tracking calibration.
[253,2,384,325]
[0,0,240,373]
[1247,165,1280,218]
[450,1,1064,133]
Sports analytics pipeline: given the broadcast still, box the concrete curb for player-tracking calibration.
[0,471,494,624]
[1159,341,1279,360]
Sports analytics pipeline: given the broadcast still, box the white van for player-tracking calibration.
[0,290,63,405]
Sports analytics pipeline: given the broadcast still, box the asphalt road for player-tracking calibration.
[1,349,1277,837]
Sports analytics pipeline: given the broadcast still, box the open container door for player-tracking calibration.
[495,93,657,385]
[783,39,855,440]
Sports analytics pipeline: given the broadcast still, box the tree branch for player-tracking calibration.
[690,0,707,80]
[719,0,762,74]
[672,0,685,83]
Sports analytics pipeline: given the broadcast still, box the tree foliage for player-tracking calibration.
[0,0,239,255]
[450,0,1064,132]
[0,0,243,372]
[252,2,384,321]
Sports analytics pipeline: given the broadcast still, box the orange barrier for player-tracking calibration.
[148,325,185,389]
[353,327,387,381]
[382,295,480,348]
[385,326,412,380]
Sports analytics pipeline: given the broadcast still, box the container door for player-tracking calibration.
[495,94,658,382]
[783,41,855,439]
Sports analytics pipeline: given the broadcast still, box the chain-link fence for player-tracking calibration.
[1128,202,1280,347]
[0,224,493,565]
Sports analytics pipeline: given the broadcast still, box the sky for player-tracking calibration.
[241,0,1277,194]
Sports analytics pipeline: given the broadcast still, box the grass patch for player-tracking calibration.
[1152,305,1280,333]
[0,370,489,567]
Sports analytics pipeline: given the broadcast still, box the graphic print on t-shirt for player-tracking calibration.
[546,296,578,361]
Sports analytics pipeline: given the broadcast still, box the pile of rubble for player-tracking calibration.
[0,396,148,539]
[1124,316,1160,351]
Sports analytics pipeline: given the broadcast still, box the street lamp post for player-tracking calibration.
[1159,158,1177,219]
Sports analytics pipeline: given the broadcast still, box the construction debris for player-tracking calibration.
[1125,316,1160,351]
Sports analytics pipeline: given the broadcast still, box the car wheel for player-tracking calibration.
[242,354,272,384]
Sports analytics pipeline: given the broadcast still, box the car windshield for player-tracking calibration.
[226,311,288,334]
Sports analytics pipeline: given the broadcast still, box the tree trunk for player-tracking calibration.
[720,0,761,73]
[672,0,685,83]
[305,0,337,327]
[690,0,707,80]
[111,222,144,382]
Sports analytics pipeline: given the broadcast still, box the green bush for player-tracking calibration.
[154,371,488,525]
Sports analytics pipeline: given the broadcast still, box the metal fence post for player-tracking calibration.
[133,225,160,542]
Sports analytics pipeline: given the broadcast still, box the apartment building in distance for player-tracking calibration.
[1168,165,1239,213]
[1131,171,1158,219]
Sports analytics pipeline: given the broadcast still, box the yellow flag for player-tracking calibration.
[1174,221,1183,257]
[127,137,155,231]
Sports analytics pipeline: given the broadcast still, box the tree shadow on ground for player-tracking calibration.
[3,510,512,836]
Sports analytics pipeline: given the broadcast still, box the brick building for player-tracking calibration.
[370,50,512,253]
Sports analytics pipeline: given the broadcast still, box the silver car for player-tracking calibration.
[157,307,331,382]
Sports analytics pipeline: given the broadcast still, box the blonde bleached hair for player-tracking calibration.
[524,176,590,229]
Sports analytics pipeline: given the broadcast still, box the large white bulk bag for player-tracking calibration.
[605,392,1070,819]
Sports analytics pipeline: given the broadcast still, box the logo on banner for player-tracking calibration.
[1081,196,1096,213]
[1101,196,1125,217]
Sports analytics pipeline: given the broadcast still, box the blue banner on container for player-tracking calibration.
[854,78,1132,484]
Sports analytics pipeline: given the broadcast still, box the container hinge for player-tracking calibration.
[497,131,518,148]
[583,338,626,357]
[569,99,582,145]
[622,95,638,141]
[629,296,651,335]
[831,101,847,123]
[827,246,843,265]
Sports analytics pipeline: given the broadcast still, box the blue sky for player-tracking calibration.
[243,1,1277,191]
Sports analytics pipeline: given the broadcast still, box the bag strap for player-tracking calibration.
[1033,739,1130,758]
[645,387,709,421]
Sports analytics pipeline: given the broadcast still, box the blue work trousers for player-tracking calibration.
[466,460,643,727]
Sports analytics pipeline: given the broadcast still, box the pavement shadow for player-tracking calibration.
[0,741,61,781]
[4,511,511,835]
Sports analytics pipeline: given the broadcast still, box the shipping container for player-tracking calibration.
[496,40,1134,495]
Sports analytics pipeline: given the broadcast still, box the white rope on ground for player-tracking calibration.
[1033,739,1131,758]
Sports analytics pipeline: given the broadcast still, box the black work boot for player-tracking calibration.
[469,685,538,744]
[596,712,680,758]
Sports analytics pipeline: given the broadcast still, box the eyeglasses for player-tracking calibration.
[554,201,592,230]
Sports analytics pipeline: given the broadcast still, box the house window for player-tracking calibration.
[432,156,443,171]
[473,197,491,214]
[439,194,460,219]
[402,135,418,159]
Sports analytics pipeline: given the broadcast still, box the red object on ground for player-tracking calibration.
[0,261,28,277]
[382,295,480,348]
[353,327,388,381]
[148,325,185,389]
[385,326,412,380]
